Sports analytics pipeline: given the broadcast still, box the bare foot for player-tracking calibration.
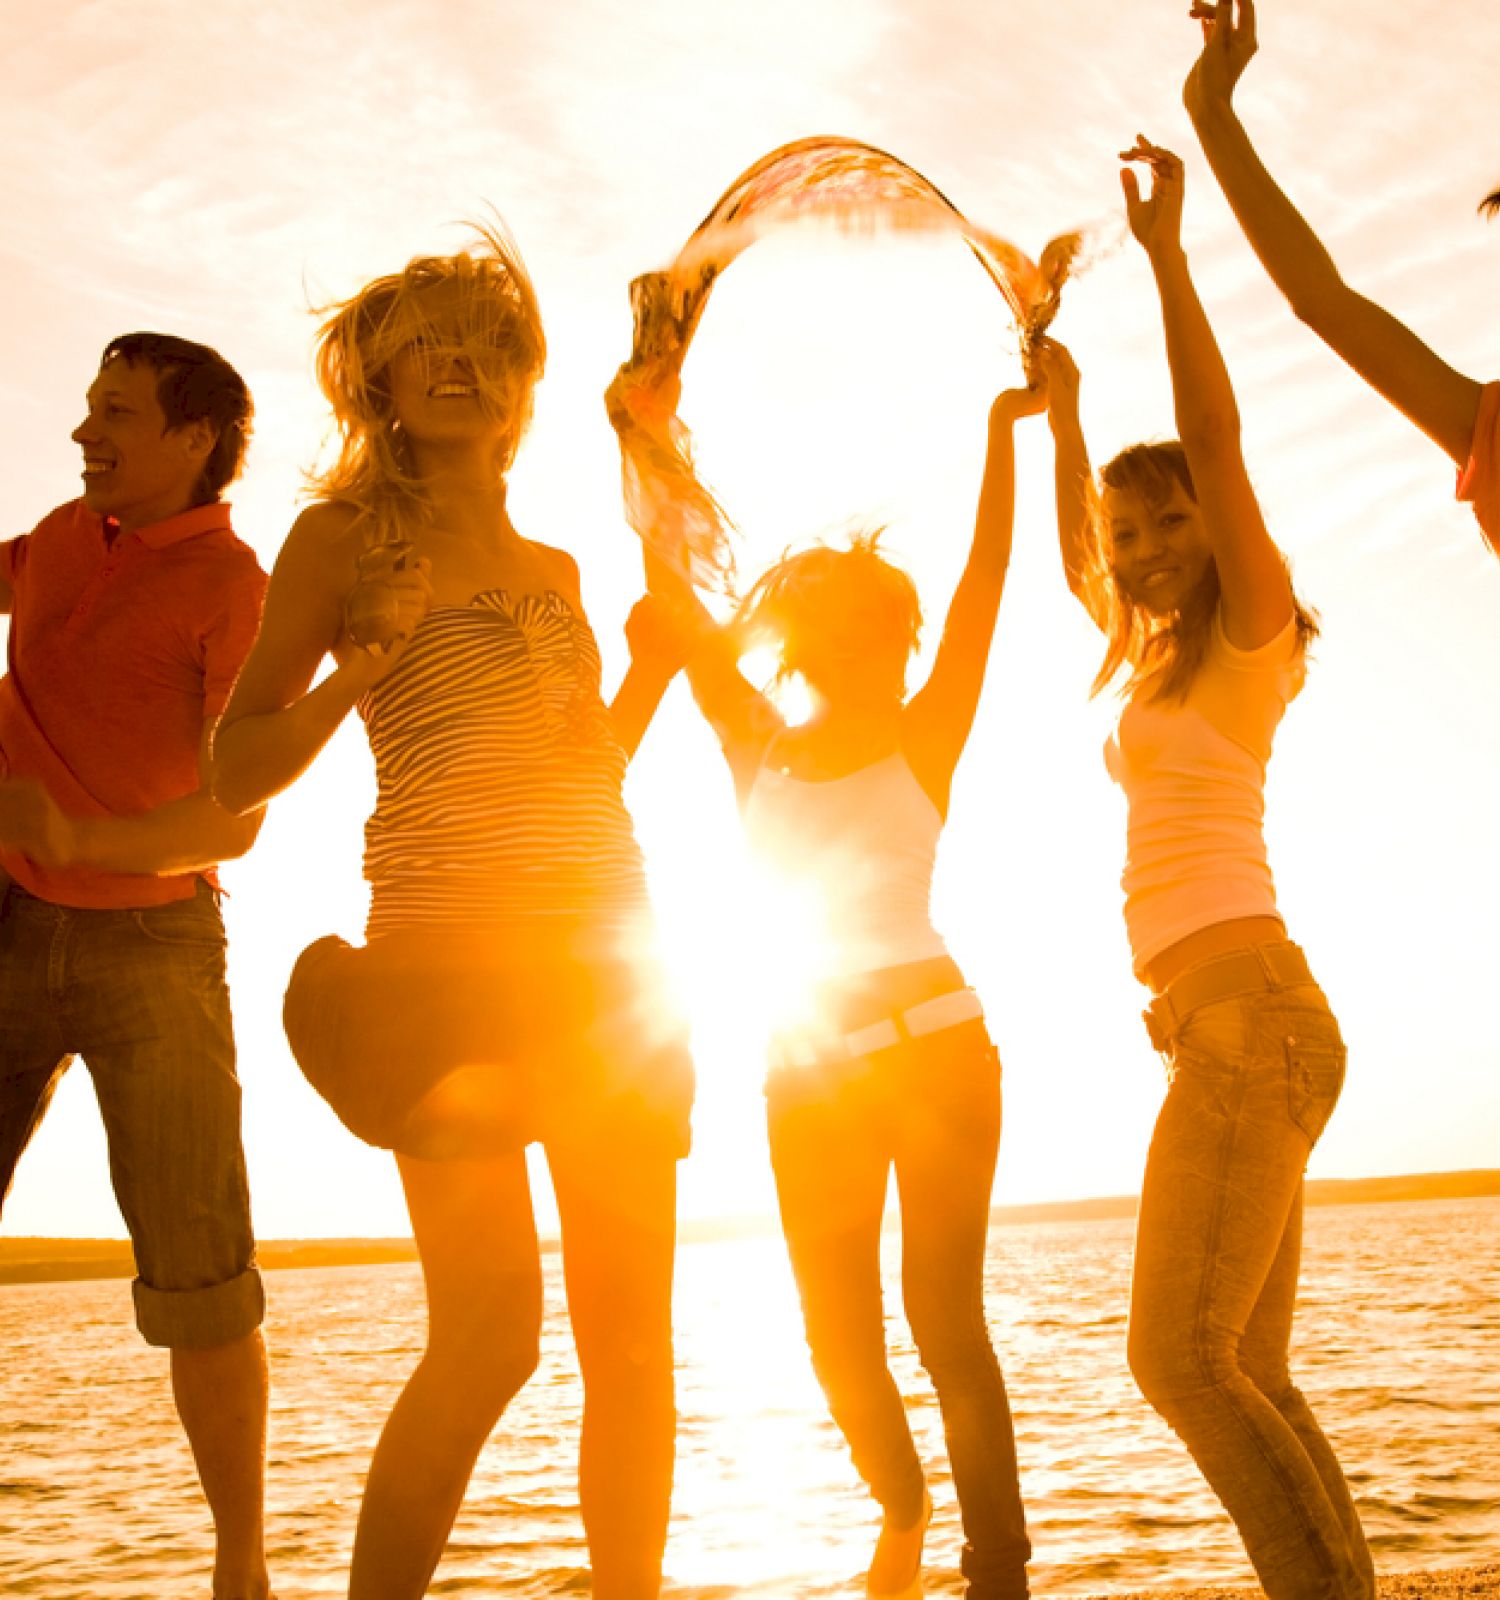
[866,1486,932,1599]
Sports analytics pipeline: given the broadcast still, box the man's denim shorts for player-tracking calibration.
[0,880,264,1349]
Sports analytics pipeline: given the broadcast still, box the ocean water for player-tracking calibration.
[0,1196,1496,1598]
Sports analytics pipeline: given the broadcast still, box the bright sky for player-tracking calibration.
[1,0,1496,1240]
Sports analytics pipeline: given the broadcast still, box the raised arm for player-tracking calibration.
[1033,340,1101,625]
[212,503,431,815]
[1184,0,1481,466]
[0,724,263,876]
[1123,137,1290,648]
[904,380,1046,800]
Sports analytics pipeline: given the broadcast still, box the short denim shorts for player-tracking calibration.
[0,881,263,1349]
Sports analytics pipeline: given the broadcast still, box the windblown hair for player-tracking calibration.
[311,223,545,546]
[1082,441,1318,703]
[101,332,252,504]
[1481,188,1500,220]
[735,530,923,695]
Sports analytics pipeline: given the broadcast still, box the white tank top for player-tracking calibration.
[742,750,949,980]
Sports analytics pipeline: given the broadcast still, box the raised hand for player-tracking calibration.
[1120,137,1186,256]
[1029,337,1081,427]
[1184,0,1259,119]
[623,590,705,681]
[991,367,1050,427]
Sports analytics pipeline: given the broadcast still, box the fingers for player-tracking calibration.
[1120,134,1183,172]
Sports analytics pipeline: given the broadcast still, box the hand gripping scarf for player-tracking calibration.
[607,135,1084,594]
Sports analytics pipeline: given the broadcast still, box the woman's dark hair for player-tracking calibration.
[1083,441,1318,702]
[100,332,253,503]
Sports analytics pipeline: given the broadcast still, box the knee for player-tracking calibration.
[425,1314,541,1419]
[1127,1314,1236,1417]
[802,1304,889,1400]
[908,1295,996,1388]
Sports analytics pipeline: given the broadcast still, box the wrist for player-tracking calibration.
[1188,91,1239,133]
[1147,239,1189,274]
[1047,404,1083,440]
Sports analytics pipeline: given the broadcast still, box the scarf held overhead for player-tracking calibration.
[607,135,1084,593]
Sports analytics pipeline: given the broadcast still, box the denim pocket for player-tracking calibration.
[131,902,226,951]
[1284,1036,1346,1145]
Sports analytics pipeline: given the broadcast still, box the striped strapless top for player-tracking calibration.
[358,588,651,936]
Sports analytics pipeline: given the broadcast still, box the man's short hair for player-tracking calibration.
[100,332,253,503]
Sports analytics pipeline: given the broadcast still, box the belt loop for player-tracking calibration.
[1249,944,1274,987]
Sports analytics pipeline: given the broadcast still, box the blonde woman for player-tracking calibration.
[1041,141,1373,1600]
[213,232,692,1600]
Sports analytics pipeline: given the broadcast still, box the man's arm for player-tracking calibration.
[0,724,263,876]
[1185,0,1481,466]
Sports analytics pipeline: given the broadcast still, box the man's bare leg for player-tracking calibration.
[171,1328,272,1600]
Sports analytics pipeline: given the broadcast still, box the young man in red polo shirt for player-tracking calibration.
[0,333,273,1600]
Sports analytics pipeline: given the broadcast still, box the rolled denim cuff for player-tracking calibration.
[132,1263,266,1349]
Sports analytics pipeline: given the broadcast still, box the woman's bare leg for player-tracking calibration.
[547,1135,679,1600]
[348,1151,542,1600]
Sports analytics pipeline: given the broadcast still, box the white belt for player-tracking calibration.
[775,987,984,1070]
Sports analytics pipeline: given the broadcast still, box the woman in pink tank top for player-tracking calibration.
[1043,138,1373,1600]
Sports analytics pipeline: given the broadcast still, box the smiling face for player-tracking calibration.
[1102,477,1215,617]
[71,358,211,533]
[372,267,543,473]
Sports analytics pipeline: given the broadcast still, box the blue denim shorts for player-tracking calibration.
[0,882,263,1349]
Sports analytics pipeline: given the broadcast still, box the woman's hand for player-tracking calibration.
[342,544,434,681]
[1029,337,1081,432]
[990,370,1049,429]
[1120,137,1186,257]
[623,591,704,683]
[1184,0,1258,122]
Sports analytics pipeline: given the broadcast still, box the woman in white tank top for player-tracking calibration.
[672,374,1049,1600]
[1042,139,1373,1600]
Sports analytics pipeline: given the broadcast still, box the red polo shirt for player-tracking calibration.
[0,499,267,908]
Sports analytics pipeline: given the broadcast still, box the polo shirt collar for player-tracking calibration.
[126,501,235,550]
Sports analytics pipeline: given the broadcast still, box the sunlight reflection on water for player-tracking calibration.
[0,1198,1496,1597]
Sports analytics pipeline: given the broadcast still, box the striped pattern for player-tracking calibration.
[359,589,650,935]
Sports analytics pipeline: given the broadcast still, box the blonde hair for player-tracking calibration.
[311,223,545,545]
[736,531,923,695]
[1084,442,1318,703]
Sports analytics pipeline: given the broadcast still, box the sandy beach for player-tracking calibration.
[1089,1568,1500,1600]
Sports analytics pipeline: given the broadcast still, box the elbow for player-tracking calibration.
[1177,410,1242,461]
[216,803,266,861]
[209,752,264,820]
[1283,269,1351,333]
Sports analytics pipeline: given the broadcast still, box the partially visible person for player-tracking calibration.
[0,333,272,1600]
[1041,139,1373,1600]
[1183,0,1500,553]
[659,365,1047,1600]
[211,229,693,1600]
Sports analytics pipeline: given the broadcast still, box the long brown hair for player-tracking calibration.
[310,224,545,546]
[1082,442,1318,702]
